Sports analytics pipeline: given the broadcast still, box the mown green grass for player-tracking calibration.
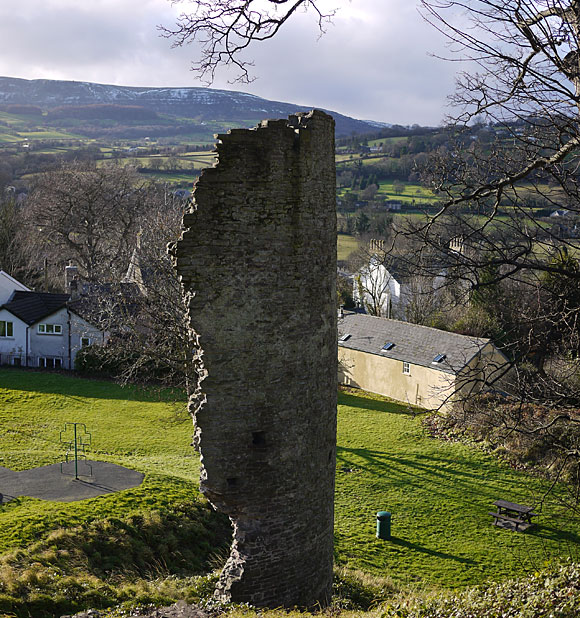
[1,371,580,599]
[335,389,580,589]
[0,370,199,553]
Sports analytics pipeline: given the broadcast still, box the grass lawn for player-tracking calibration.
[335,389,580,589]
[0,370,579,604]
[0,370,201,554]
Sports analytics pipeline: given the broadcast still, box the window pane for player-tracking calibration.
[7,322,12,337]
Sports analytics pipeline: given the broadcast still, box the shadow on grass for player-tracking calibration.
[388,536,477,565]
[532,524,580,546]
[337,446,495,487]
[338,391,420,416]
[0,368,184,403]
[335,446,579,517]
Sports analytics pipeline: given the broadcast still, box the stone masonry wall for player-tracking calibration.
[173,110,337,608]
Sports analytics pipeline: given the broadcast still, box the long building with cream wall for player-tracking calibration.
[338,311,509,411]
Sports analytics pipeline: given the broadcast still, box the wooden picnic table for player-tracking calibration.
[489,499,538,532]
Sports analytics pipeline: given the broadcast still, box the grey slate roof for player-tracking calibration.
[338,311,492,374]
[1,291,70,325]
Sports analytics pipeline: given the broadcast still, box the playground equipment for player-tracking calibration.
[59,422,92,480]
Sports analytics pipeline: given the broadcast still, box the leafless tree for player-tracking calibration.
[413,1,580,275]
[0,196,26,280]
[24,162,148,286]
[160,0,336,83]
[75,194,200,396]
[401,1,580,382]
[406,1,580,502]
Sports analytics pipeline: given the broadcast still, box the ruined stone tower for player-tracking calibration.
[173,110,337,608]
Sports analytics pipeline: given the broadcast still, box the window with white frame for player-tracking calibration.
[0,321,13,337]
[38,323,62,335]
[80,336,91,348]
[39,357,62,369]
[402,361,410,375]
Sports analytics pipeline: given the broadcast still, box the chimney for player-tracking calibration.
[65,261,79,296]
[69,278,80,301]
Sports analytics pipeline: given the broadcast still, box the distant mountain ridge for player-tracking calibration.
[0,76,379,136]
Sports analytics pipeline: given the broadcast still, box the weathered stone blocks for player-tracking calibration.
[173,110,337,608]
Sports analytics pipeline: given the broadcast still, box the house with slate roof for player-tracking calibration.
[338,311,509,411]
[0,270,106,369]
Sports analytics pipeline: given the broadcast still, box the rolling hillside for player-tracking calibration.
[0,76,382,138]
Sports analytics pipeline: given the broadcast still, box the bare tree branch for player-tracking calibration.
[160,0,337,83]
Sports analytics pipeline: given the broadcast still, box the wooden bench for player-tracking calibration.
[488,511,533,532]
[490,499,538,532]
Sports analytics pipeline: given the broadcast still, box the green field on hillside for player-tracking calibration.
[367,136,409,147]
[376,181,440,204]
[337,234,359,261]
[1,370,579,615]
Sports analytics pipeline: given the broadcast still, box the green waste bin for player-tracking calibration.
[376,511,391,540]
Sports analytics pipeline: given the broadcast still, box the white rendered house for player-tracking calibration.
[0,272,106,369]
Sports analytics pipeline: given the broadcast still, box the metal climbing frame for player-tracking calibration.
[59,422,92,480]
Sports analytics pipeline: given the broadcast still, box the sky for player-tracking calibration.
[0,0,463,126]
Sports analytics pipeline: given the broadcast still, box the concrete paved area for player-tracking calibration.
[0,460,144,503]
